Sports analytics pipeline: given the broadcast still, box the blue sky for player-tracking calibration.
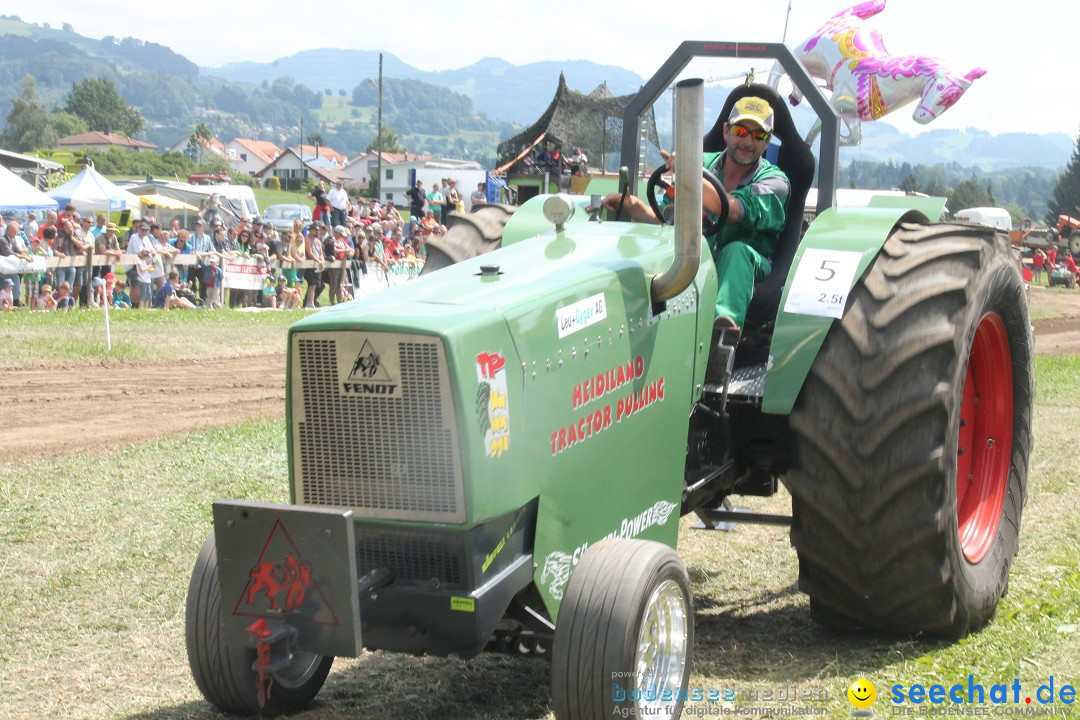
[5,0,1077,138]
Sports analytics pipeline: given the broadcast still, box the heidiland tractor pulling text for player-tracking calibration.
[186,42,1033,719]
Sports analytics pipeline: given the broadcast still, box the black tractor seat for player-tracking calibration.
[702,83,815,368]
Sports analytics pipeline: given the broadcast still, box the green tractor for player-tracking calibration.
[185,41,1033,719]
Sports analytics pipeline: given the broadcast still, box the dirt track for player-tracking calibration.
[2,353,285,462]
[5,287,1078,464]
[1031,285,1080,356]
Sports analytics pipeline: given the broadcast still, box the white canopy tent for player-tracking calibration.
[47,166,141,217]
[0,163,60,212]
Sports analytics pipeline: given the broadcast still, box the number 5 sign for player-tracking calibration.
[783,248,863,319]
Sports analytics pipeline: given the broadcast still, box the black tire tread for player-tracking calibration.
[787,221,1033,639]
[420,203,515,274]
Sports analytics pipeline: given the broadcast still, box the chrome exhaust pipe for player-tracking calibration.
[651,78,704,303]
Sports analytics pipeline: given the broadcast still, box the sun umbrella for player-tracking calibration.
[139,194,199,211]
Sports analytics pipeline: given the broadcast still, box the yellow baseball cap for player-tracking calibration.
[729,96,775,132]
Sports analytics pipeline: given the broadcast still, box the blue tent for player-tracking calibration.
[0,163,58,212]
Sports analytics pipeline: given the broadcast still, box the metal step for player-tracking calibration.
[728,363,768,397]
[704,362,768,400]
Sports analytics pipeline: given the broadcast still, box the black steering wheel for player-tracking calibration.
[646,163,729,237]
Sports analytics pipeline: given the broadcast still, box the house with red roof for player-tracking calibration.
[342,151,434,192]
[225,138,283,176]
[255,147,351,190]
[289,144,348,168]
[167,133,228,163]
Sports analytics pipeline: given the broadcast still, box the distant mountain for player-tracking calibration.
[206,49,419,95]
[428,58,644,124]
[837,125,1071,170]
[206,50,1073,170]
[0,16,197,109]
[205,51,645,125]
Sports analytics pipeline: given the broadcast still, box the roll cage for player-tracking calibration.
[619,40,841,215]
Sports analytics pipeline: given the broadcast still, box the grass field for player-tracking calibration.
[1,299,1078,719]
[312,96,374,125]
[0,307,305,365]
[252,186,315,211]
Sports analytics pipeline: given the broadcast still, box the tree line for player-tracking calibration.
[839,158,1066,224]
[0,75,231,179]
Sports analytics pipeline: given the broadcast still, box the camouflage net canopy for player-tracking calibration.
[496,74,660,175]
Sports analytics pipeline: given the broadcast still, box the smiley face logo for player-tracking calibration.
[847,678,876,709]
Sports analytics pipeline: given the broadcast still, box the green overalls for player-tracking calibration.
[702,151,789,327]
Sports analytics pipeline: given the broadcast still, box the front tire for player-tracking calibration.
[185,532,334,715]
[787,222,1033,638]
[551,540,693,720]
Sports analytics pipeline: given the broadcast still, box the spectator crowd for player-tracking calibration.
[0,191,441,312]
[1030,244,1080,288]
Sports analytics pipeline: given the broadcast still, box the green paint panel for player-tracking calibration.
[762,205,929,414]
[869,193,947,220]
[501,194,590,247]
[502,192,655,247]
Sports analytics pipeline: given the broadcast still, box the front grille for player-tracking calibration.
[291,331,465,523]
[356,527,465,586]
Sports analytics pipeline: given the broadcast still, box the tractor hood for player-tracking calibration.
[291,218,684,338]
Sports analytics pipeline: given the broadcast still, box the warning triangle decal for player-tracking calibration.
[232,518,342,627]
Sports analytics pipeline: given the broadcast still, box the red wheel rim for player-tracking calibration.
[955,313,1013,564]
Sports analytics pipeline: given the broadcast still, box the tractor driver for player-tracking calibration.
[600,96,790,334]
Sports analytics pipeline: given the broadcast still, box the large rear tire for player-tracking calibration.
[420,203,515,274]
[551,540,693,720]
[185,532,334,715]
[787,222,1033,638]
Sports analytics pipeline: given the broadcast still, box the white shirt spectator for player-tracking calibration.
[126,228,154,259]
[327,185,349,212]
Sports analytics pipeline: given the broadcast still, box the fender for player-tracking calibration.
[762,196,946,414]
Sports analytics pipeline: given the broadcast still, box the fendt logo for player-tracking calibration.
[349,344,382,379]
[341,339,399,396]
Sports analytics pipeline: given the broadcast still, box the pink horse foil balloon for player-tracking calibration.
[768,0,985,145]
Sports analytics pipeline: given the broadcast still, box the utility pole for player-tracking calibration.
[377,52,383,202]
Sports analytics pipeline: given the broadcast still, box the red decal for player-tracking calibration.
[476,351,506,379]
[247,619,272,709]
[247,555,312,612]
[233,518,341,627]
